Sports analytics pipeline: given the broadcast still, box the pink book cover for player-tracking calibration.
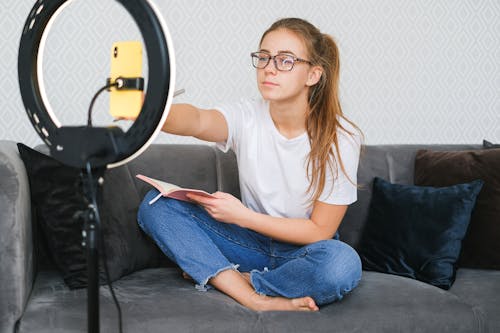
[136,174,215,204]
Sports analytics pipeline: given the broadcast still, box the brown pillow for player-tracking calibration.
[414,148,500,269]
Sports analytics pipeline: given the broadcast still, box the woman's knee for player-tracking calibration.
[137,190,188,230]
[310,240,362,301]
[137,190,160,225]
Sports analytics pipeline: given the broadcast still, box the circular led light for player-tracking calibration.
[18,0,175,169]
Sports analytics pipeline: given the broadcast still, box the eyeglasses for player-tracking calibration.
[250,51,312,71]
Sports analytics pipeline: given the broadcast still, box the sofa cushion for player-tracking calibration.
[17,268,486,332]
[449,268,500,333]
[358,177,483,290]
[414,148,500,269]
[17,143,169,289]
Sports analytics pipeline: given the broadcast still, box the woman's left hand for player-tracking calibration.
[186,191,251,226]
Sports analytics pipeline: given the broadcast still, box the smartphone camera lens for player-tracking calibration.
[114,47,118,58]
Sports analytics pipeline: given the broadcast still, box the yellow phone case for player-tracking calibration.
[109,41,143,119]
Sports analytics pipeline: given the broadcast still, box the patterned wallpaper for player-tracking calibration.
[1,0,499,148]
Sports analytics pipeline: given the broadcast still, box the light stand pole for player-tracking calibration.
[79,165,106,333]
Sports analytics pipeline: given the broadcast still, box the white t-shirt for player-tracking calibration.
[214,98,361,219]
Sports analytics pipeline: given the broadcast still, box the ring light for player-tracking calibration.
[18,0,176,169]
[18,1,176,331]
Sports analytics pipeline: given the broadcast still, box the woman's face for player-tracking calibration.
[256,29,320,104]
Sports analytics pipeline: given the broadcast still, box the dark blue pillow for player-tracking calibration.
[358,177,484,290]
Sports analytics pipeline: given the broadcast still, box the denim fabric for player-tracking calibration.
[137,189,362,306]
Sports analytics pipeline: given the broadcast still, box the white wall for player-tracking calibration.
[2,0,499,147]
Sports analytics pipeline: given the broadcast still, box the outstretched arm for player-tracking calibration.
[117,103,228,142]
[162,104,228,142]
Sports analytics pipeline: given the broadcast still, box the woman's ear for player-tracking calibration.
[306,66,323,87]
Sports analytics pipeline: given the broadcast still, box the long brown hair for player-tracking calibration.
[260,18,364,205]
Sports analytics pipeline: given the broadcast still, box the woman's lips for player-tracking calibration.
[262,81,279,86]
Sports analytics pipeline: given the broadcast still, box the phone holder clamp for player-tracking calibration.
[107,77,144,91]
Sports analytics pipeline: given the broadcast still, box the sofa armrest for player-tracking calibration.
[0,140,34,333]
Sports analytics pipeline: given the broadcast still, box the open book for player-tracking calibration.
[136,174,216,204]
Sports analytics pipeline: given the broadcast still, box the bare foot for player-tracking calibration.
[182,271,193,281]
[239,272,317,311]
[185,271,251,284]
[250,293,319,312]
[241,272,251,284]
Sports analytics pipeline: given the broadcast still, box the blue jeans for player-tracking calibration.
[137,189,362,306]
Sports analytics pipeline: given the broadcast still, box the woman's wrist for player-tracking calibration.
[236,207,258,229]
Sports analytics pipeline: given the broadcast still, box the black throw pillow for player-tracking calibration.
[358,177,483,290]
[18,143,171,289]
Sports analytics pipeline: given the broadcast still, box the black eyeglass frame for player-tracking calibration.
[250,51,312,71]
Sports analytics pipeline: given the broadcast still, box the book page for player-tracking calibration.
[136,174,180,194]
[168,189,215,202]
[151,178,181,194]
[136,174,216,204]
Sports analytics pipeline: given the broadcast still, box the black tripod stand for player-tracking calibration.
[74,164,106,333]
[18,2,175,332]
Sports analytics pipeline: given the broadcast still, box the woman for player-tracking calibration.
[137,17,363,312]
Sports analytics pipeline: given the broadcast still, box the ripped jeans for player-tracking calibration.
[137,189,362,306]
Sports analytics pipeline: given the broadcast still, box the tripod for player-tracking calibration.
[75,164,106,333]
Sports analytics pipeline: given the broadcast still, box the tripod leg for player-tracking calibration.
[87,213,99,333]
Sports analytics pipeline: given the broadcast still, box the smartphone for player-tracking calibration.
[109,41,143,119]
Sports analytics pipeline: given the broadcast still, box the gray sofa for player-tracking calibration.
[1,140,499,332]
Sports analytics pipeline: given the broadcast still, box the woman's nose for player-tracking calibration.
[264,58,278,75]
